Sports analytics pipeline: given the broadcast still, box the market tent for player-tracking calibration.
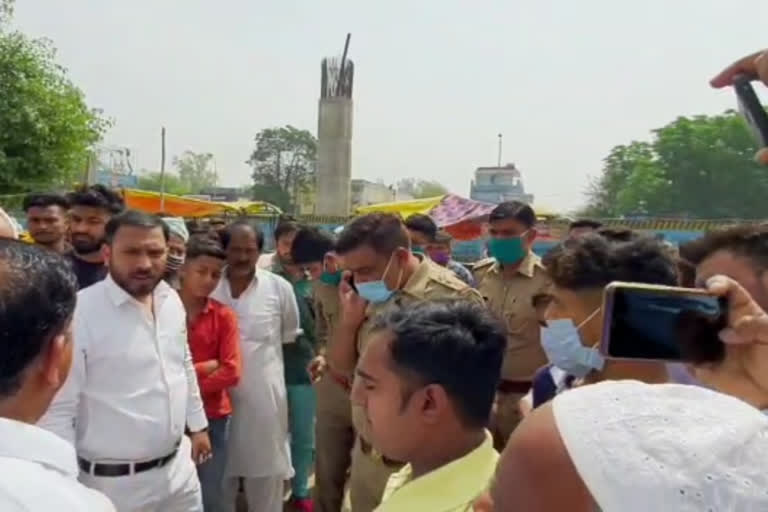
[354,193,557,241]
[354,196,444,218]
[223,199,283,215]
[122,189,281,217]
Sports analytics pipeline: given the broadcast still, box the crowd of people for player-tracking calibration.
[1,49,768,512]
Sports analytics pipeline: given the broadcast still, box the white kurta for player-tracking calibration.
[212,268,301,479]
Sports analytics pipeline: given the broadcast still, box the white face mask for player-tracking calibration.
[540,309,604,379]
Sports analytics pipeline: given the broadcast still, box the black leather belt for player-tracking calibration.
[78,443,180,477]
[358,437,405,468]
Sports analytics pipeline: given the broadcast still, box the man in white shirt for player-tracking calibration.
[39,210,211,512]
[213,221,301,512]
[0,239,115,511]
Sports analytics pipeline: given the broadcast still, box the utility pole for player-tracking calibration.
[160,127,166,212]
[497,133,503,167]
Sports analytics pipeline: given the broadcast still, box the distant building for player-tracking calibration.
[95,170,137,188]
[199,187,240,202]
[470,163,534,205]
[351,179,396,210]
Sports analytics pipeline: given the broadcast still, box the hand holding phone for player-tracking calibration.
[338,270,367,328]
[733,74,768,148]
[600,282,727,364]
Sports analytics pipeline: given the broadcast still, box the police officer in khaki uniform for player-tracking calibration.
[473,201,551,449]
[290,228,354,512]
[330,213,483,512]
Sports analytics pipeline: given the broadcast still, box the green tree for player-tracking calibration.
[583,111,768,218]
[0,0,109,193]
[137,171,191,196]
[397,178,449,198]
[173,151,217,194]
[248,125,317,212]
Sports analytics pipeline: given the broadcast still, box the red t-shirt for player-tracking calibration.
[187,298,241,419]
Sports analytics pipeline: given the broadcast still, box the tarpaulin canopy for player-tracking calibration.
[354,196,444,218]
[122,189,281,218]
[354,193,557,241]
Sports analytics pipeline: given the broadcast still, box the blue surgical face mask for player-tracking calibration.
[540,309,604,378]
[412,245,425,255]
[356,253,402,304]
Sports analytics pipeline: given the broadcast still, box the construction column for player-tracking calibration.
[315,49,354,216]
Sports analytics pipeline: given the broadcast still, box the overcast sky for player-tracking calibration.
[13,0,768,211]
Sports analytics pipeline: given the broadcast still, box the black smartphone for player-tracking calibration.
[600,282,727,364]
[344,272,358,294]
[734,73,768,147]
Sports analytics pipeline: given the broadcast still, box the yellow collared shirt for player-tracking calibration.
[375,430,498,512]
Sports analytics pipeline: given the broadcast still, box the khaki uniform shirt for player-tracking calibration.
[313,281,340,354]
[353,256,484,440]
[473,252,551,382]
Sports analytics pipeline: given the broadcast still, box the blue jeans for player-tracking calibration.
[197,416,230,512]
[287,384,317,499]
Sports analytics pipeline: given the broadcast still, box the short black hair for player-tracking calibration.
[677,257,696,288]
[22,193,70,212]
[0,239,77,397]
[67,184,125,215]
[186,235,225,261]
[104,210,170,245]
[404,214,438,240]
[336,213,410,256]
[680,224,768,272]
[372,301,506,428]
[274,216,301,242]
[596,226,640,243]
[544,233,678,291]
[221,219,265,251]
[569,219,602,231]
[488,201,536,228]
[433,230,453,245]
[291,227,335,265]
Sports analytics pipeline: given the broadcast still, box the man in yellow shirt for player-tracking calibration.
[351,300,505,512]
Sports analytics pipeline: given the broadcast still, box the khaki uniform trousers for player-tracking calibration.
[491,391,526,450]
[313,373,355,512]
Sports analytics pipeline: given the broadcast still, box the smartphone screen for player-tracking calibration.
[734,74,768,147]
[603,285,727,364]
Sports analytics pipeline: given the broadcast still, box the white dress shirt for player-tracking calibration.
[39,275,207,461]
[0,417,116,511]
[212,267,301,478]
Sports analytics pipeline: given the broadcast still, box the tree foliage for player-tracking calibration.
[173,151,217,194]
[397,178,449,198]
[137,171,191,196]
[248,125,317,212]
[583,112,768,218]
[0,0,109,193]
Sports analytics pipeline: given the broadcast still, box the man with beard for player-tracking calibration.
[212,221,300,512]
[39,210,211,512]
[23,193,70,253]
[66,184,125,289]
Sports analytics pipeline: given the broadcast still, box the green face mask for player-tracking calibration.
[488,236,527,265]
[319,270,342,286]
[412,246,426,255]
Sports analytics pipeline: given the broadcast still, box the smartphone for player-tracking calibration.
[600,282,727,364]
[734,73,768,147]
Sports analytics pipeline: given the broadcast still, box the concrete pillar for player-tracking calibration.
[315,97,353,216]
